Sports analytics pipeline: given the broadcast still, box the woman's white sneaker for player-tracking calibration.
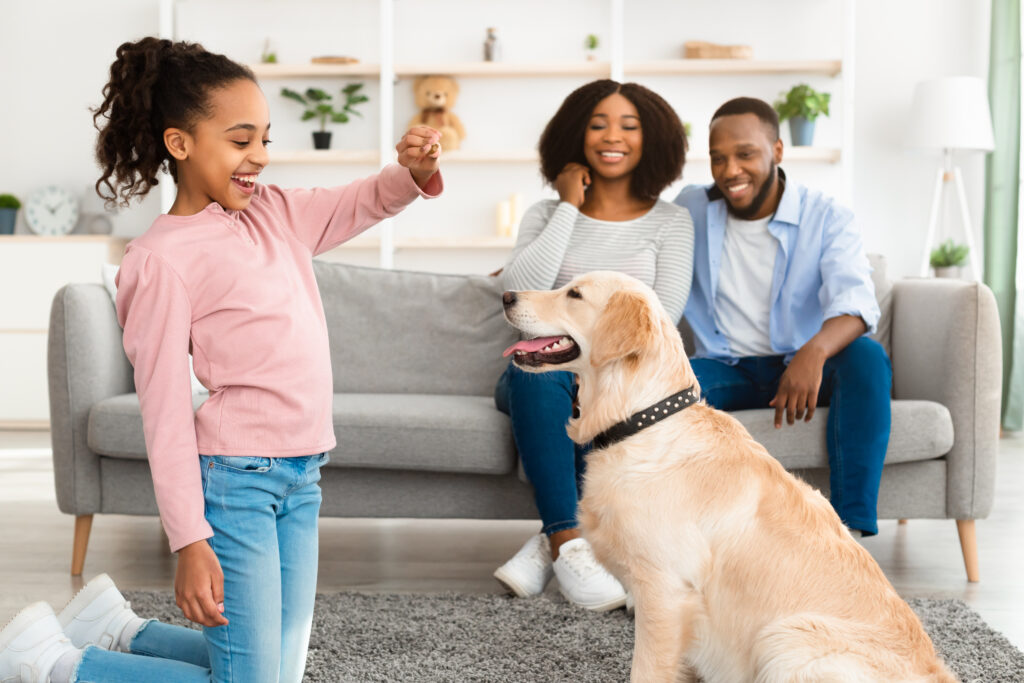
[0,601,80,683]
[58,574,146,653]
[552,538,627,611]
[493,533,554,598]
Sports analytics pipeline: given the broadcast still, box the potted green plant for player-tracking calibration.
[929,239,970,278]
[585,34,599,61]
[260,38,278,64]
[0,194,21,235]
[281,84,369,150]
[773,83,830,146]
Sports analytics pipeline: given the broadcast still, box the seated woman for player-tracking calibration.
[494,79,694,611]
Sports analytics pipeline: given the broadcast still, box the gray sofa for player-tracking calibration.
[48,258,1001,581]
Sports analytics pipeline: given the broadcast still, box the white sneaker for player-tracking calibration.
[493,533,554,598]
[553,538,627,611]
[58,574,146,653]
[0,601,80,683]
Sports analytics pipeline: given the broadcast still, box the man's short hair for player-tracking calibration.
[710,97,780,141]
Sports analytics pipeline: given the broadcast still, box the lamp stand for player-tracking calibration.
[919,148,980,280]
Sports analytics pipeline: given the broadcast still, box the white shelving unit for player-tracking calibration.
[160,0,855,270]
[270,146,842,167]
[0,236,124,428]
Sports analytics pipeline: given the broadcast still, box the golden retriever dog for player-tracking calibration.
[501,271,956,683]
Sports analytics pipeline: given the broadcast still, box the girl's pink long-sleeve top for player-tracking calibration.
[115,165,442,552]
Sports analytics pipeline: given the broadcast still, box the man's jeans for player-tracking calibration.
[495,362,589,536]
[691,337,892,535]
[72,453,327,683]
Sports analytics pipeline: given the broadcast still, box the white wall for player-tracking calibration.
[854,0,992,279]
[0,0,165,237]
[0,0,993,280]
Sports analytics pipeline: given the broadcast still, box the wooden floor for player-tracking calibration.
[1,429,1022,651]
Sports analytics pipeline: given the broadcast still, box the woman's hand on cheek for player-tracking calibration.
[175,539,230,627]
[555,162,591,208]
[397,126,441,188]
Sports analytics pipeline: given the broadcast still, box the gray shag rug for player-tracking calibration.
[124,591,1024,682]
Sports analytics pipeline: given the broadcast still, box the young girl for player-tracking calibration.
[493,80,693,611]
[0,37,441,683]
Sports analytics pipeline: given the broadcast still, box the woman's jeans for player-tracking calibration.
[691,337,892,536]
[72,453,327,683]
[495,362,589,536]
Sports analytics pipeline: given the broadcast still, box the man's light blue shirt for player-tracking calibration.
[673,170,879,363]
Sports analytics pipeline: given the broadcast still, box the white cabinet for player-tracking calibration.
[0,236,122,427]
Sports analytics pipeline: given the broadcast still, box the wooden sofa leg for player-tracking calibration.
[956,519,980,583]
[72,515,93,576]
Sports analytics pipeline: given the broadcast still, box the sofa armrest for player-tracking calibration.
[890,278,1002,519]
[48,284,134,515]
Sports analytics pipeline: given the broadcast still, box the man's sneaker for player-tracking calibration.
[493,533,554,598]
[0,602,80,683]
[58,574,146,652]
[553,538,627,611]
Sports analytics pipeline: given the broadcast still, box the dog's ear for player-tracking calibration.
[590,291,656,367]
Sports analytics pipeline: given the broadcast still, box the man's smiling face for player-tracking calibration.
[709,112,783,220]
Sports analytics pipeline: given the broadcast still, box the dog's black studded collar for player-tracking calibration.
[592,385,700,450]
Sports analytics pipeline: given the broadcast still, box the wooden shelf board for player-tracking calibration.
[688,147,841,163]
[0,420,50,430]
[0,235,116,243]
[336,236,516,250]
[271,149,380,164]
[249,63,380,78]
[394,61,612,78]
[625,59,842,76]
[271,148,839,165]
[441,150,539,163]
[248,59,840,79]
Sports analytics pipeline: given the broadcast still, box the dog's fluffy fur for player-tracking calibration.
[503,271,956,683]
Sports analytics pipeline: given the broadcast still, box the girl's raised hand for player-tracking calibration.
[397,126,441,189]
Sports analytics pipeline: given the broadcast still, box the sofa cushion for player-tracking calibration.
[89,392,517,476]
[90,393,948,476]
[314,262,517,397]
[733,399,953,469]
[88,394,208,460]
[328,393,515,474]
[516,399,952,481]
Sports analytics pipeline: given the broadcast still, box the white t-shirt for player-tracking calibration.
[716,213,778,357]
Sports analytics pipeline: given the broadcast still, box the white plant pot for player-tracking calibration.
[933,265,962,279]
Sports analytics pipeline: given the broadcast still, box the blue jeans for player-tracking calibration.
[73,453,327,683]
[495,362,589,535]
[691,338,892,536]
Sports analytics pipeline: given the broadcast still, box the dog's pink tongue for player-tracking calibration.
[503,336,563,358]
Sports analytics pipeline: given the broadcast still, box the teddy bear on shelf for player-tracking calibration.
[407,75,465,151]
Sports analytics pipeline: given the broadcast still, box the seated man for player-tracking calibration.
[674,97,889,536]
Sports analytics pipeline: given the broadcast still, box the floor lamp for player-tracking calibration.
[908,77,995,280]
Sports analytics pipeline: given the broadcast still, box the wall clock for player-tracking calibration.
[25,186,79,236]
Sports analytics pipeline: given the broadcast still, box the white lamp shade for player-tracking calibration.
[907,76,995,151]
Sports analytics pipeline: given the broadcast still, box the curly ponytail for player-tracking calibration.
[93,37,255,208]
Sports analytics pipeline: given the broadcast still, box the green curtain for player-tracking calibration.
[984,0,1023,430]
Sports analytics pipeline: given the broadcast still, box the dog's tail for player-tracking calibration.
[753,613,960,683]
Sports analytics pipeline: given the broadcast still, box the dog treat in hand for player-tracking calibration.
[429,143,439,156]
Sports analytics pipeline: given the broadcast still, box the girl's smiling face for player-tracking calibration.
[165,78,271,214]
[582,93,643,181]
